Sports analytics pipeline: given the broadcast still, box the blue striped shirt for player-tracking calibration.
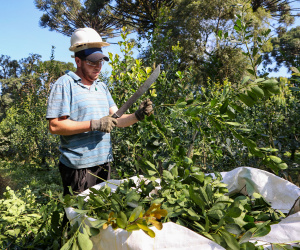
[46,71,117,169]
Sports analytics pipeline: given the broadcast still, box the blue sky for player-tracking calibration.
[0,1,299,77]
[0,1,125,73]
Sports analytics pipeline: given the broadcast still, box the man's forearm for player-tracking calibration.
[49,117,91,135]
[116,113,139,128]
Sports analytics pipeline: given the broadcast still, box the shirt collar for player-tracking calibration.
[66,71,81,82]
[66,70,101,90]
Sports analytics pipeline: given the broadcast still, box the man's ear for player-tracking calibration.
[75,57,82,67]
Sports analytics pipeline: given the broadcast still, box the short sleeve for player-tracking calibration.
[100,82,116,108]
[46,77,71,119]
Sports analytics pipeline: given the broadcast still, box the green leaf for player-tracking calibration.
[247,69,256,76]
[224,223,242,235]
[210,98,218,107]
[260,147,278,152]
[183,157,193,166]
[163,170,174,180]
[227,207,242,218]
[220,99,229,114]
[252,48,258,57]
[189,106,202,117]
[78,230,93,250]
[137,223,155,238]
[129,206,143,222]
[261,79,278,88]
[247,90,258,101]
[220,229,240,250]
[255,55,262,66]
[207,209,224,220]
[244,138,257,149]
[268,85,280,94]
[290,87,300,91]
[145,161,157,171]
[240,242,256,250]
[239,230,253,244]
[116,211,128,229]
[210,118,222,131]
[277,162,288,170]
[254,78,265,83]
[87,219,106,229]
[269,155,282,164]
[238,93,255,107]
[234,25,241,32]
[262,88,273,98]
[73,209,89,214]
[189,185,205,211]
[176,102,187,108]
[89,227,100,236]
[61,239,74,250]
[225,122,242,126]
[252,221,271,237]
[226,107,236,119]
[217,30,223,39]
[241,76,250,85]
[290,67,300,73]
[192,172,205,183]
[251,86,264,98]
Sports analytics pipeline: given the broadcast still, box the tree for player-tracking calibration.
[139,0,276,87]
[0,54,42,120]
[113,0,174,35]
[0,50,75,165]
[263,26,300,72]
[34,0,122,38]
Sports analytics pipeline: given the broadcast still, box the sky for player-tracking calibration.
[0,1,299,77]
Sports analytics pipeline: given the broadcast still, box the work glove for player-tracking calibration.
[90,116,118,133]
[135,98,153,121]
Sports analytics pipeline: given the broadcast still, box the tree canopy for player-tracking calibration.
[263,26,300,72]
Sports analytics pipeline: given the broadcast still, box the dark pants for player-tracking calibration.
[59,161,110,196]
[59,162,110,232]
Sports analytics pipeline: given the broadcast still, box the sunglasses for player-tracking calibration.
[84,59,105,67]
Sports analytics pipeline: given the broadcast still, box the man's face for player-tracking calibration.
[80,59,103,83]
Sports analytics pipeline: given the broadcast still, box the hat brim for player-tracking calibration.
[85,52,109,62]
[69,42,110,52]
[73,48,109,61]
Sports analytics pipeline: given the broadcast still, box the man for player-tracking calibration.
[46,27,152,196]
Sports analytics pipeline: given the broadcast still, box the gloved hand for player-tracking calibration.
[90,116,118,133]
[135,98,153,121]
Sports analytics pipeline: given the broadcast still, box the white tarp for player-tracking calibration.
[66,167,300,249]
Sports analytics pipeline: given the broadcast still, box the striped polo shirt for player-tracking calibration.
[46,71,117,169]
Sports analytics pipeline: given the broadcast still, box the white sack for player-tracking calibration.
[221,167,300,213]
[66,167,300,249]
[90,222,225,250]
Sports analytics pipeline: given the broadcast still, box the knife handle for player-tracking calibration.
[111,112,120,119]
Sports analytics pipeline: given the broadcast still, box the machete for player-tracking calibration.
[112,64,160,118]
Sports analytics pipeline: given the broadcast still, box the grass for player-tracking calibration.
[0,161,62,199]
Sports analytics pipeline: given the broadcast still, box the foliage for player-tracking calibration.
[113,0,174,35]
[62,160,287,249]
[251,0,296,25]
[263,26,300,73]
[109,13,293,179]
[157,166,284,249]
[0,2,299,249]
[0,186,64,249]
[0,161,62,197]
[0,54,41,119]
[0,49,75,165]
[34,0,122,38]
[60,179,167,249]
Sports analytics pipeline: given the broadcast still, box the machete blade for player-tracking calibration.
[112,64,160,118]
